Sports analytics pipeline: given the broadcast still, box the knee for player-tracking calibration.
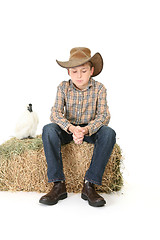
[107,126,116,139]
[42,123,59,137]
[99,126,116,142]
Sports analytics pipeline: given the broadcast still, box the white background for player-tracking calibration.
[0,0,160,239]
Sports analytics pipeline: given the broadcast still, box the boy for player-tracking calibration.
[39,47,116,207]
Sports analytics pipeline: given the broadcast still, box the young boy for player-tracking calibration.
[39,47,116,207]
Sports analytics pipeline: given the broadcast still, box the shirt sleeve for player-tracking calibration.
[87,85,111,136]
[50,83,72,133]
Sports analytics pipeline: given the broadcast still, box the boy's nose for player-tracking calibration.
[77,70,82,78]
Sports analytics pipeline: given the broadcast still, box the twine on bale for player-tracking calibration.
[0,135,123,193]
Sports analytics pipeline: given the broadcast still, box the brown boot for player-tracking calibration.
[81,181,106,207]
[39,181,67,205]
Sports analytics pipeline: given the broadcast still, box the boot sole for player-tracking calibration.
[39,192,67,205]
[81,193,106,207]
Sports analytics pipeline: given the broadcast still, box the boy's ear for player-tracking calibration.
[91,67,94,76]
[68,69,70,76]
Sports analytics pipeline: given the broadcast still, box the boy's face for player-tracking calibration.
[68,63,94,90]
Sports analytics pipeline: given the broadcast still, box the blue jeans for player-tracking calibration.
[42,123,116,185]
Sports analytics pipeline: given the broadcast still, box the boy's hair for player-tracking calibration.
[87,61,93,69]
[80,61,93,69]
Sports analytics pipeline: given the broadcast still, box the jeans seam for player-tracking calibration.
[48,178,65,182]
[84,177,101,185]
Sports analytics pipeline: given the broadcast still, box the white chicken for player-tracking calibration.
[15,104,39,139]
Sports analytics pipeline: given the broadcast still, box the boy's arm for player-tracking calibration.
[87,86,111,136]
[50,83,72,133]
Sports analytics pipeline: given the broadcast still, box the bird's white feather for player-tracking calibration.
[15,105,39,139]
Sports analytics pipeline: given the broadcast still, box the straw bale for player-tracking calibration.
[0,135,123,193]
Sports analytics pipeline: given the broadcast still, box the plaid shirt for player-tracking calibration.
[50,78,110,136]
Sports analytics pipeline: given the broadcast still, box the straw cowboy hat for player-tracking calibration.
[56,47,103,77]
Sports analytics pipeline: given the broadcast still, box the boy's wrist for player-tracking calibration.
[83,126,89,135]
[68,125,76,133]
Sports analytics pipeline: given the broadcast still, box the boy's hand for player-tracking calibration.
[81,126,89,135]
[73,126,85,144]
[68,125,89,144]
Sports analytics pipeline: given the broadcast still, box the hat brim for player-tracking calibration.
[56,52,103,77]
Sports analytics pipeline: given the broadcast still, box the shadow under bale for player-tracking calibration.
[0,135,123,193]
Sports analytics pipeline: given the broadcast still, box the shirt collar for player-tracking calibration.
[69,78,93,92]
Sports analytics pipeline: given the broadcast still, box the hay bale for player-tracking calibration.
[0,135,123,193]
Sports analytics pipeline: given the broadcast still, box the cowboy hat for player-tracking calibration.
[56,47,103,77]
